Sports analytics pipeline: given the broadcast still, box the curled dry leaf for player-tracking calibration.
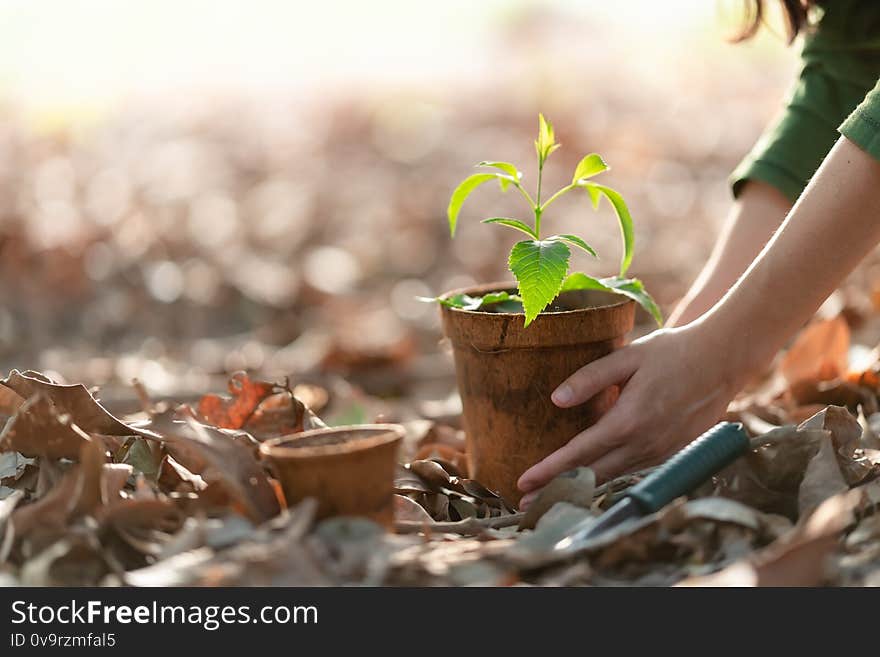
[393,464,431,495]
[196,371,276,429]
[409,459,451,488]
[713,424,832,519]
[0,370,141,437]
[797,436,848,518]
[196,371,322,440]
[393,494,435,524]
[0,394,92,460]
[679,488,862,587]
[148,409,280,522]
[414,444,468,477]
[799,405,877,485]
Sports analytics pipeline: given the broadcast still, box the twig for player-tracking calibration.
[593,466,658,500]
[131,378,154,415]
[395,512,524,535]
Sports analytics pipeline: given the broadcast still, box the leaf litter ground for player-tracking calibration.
[2,311,880,587]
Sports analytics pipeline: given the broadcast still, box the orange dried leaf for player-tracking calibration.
[196,371,277,430]
[780,317,850,386]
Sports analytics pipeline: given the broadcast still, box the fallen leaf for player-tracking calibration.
[409,459,450,488]
[800,406,877,484]
[780,317,850,386]
[519,467,596,530]
[196,371,276,429]
[797,435,848,518]
[10,438,105,547]
[393,494,435,523]
[679,489,862,586]
[0,370,139,437]
[0,394,92,459]
[148,409,280,522]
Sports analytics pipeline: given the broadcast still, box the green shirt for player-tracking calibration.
[732,0,880,201]
[841,79,880,160]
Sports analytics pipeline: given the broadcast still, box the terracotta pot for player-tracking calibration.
[259,424,403,525]
[440,282,635,506]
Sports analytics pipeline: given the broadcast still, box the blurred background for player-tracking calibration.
[0,0,818,415]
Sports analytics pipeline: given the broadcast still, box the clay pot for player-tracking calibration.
[259,424,403,525]
[440,282,635,506]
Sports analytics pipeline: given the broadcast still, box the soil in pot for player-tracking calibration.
[259,424,403,526]
[440,282,635,506]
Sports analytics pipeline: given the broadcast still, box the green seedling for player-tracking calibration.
[437,114,662,327]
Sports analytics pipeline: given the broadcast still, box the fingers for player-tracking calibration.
[517,408,632,493]
[588,447,649,483]
[519,490,538,511]
[552,347,639,408]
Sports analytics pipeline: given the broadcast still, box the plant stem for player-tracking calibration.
[535,161,544,238]
[541,183,575,212]
[513,182,536,209]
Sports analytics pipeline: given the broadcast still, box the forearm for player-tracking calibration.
[668,181,792,327]
[697,137,880,382]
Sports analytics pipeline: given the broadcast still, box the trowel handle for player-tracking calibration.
[626,422,750,513]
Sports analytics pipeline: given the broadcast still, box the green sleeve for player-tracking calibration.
[731,0,880,202]
[731,58,879,203]
[840,79,880,161]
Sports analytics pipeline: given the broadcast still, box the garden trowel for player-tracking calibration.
[552,421,750,554]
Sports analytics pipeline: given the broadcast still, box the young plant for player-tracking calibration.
[442,114,662,327]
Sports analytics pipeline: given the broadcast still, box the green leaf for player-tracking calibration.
[122,438,159,480]
[560,271,606,293]
[424,291,523,311]
[579,181,601,209]
[561,272,663,326]
[535,114,560,165]
[479,161,521,180]
[581,182,634,276]
[478,162,522,192]
[508,239,571,326]
[482,217,538,238]
[548,234,598,258]
[572,153,608,183]
[447,173,499,237]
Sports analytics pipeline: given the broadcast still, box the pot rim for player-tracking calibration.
[259,423,404,460]
[439,280,633,318]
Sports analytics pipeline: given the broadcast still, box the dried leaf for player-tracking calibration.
[799,405,876,485]
[197,371,322,440]
[409,459,450,488]
[0,370,139,437]
[101,464,133,503]
[196,371,276,429]
[393,494,435,524]
[0,452,34,482]
[148,409,280,522]
[519,467,596,530]
[10,438,105,545]
[797,435,849,518]
[0,394,93,460]
[680,489,862,586]
[0,385,24,417]
[393,465,432,495]
[780,317,850,386]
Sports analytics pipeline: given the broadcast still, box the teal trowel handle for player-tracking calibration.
[626,422,750,514]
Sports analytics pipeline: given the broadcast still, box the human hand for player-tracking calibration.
[517,324,743,507]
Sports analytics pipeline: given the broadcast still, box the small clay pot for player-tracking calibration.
[440,282,635,506]
[259,424,403,525]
